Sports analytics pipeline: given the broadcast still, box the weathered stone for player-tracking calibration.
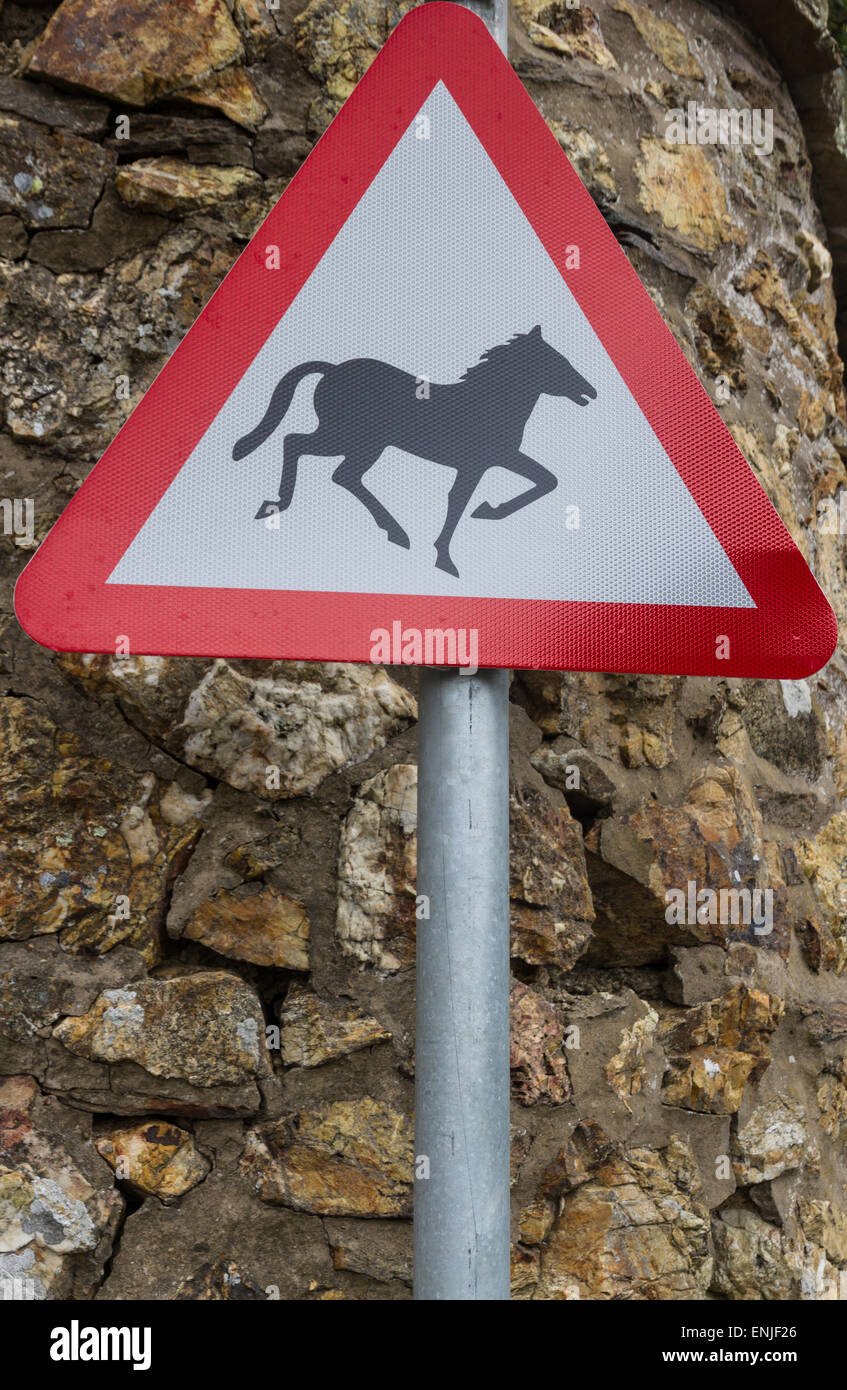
[613,0,704,79]
[731,1096,807,1183]
[95,1121,209,1202]
[537,1120,619,1201]
[42,1065,262,1120]
[223,825,300,880]
[604,1004,660,1112]
[28,0,246,108]
[179,66,267,130]
[0,214,27,259]
[0,1076,122,1300]
[711,1207,794,1300]
[798,1199,847,1267]
[735,250,841,399]
[0,698,201,963]
[522,672,680,768]
[662,1047,757,1115]
[636,138,742,253]
[0,116,113,230]
[509,788,594,970]
[711,1207,844,1300]
[536,1131,712,1299]
[337,768,594,973]
[54,971,266,1087]
[97,1160,329,1298]
[181,884,309,971]
[326,1217,412,1284]
[292,0,419,127]
[511,1243,541,1298]
[685,285,747,391]
[796,812,847,971]
[173,1256,266,1299]
[530,741,617,812]
[336,764,418,973]
[103,111,253,161]
[585,765,788,965]
[663,981,785,1057]
[0,939,146,1046]
[515,1,619,69]
[242,1099,413,1217]
[518,1200,555,1247]
[660,985,784,1114]
[817,1060,847,1143]
[0,973,64,1044]
[0,77,110,138]
[510,980,570,1105]
[510,1125,532,1187]
[59,655,416,798]
[232,0,277,64]
[801,1002,847,1047]
[28,182,168,274]
[547,120,618,203]
[116,158,261,213]
[279,985,390,1067]
[0,224,245,457]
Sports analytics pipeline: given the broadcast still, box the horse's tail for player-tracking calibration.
[232,361,331,460]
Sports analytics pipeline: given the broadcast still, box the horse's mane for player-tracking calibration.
[459,332,530,382]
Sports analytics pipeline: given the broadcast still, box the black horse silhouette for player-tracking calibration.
[232,326,597,578]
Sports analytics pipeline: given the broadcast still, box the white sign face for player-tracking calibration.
[109,83,752,609]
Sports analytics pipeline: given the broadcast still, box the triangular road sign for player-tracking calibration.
[15,2,836,677]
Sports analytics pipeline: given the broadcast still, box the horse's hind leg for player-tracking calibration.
[255,432,315,520]
[332,452,410,550]
[471,451,557,522]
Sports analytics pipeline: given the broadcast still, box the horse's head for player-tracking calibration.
[519,325,597,406]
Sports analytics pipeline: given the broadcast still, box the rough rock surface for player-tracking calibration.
[241,1098,413,1217]
[336,764,594,972]
[181,884,310,971]
[0,1075,122,1299]
[279,985,391,1067]
[60,655,417,798]
[53,971,266,1087]
[529,1125,713,1299]
[94,1120,210,1202]
[2,0,847,1302]
[27,0,247,109]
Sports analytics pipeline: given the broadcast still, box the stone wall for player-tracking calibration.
[2,0,847,1300]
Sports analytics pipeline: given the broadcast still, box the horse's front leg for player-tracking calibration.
[434,469,481,578]
[471,451,557,522]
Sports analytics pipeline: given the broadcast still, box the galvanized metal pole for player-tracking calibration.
[414,667,511,1300]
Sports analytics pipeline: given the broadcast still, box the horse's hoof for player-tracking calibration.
[435,552,460,578]
[385,527,410,549]
[255,499,284,520]
[471,500,500,520]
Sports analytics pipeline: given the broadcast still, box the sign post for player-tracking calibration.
[415,666,511,1300]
